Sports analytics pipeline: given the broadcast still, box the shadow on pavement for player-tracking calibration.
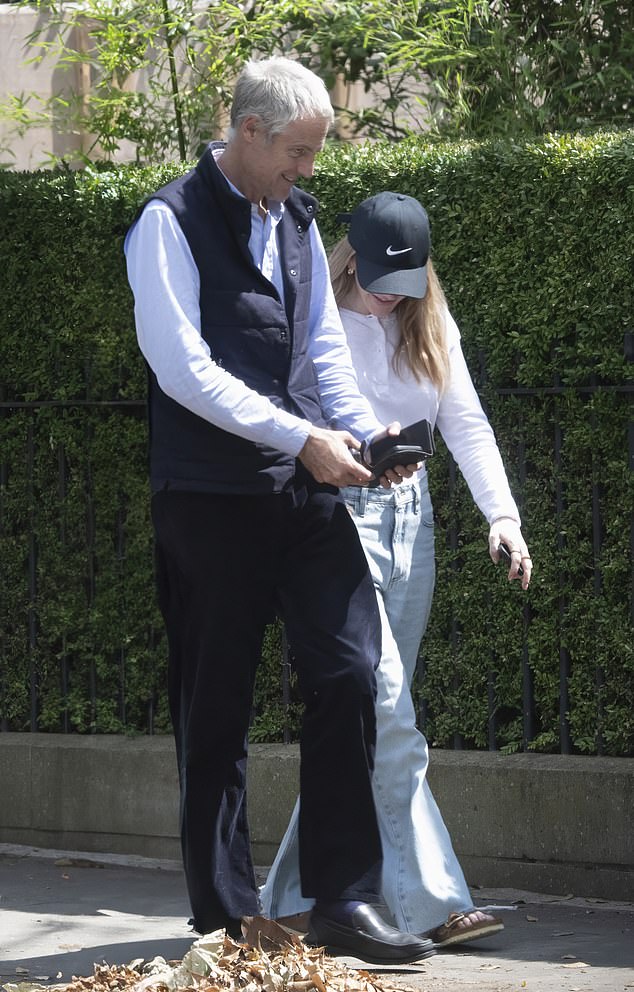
[0,939,195,986]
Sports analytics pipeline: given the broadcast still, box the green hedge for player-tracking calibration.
[1,132,633,753]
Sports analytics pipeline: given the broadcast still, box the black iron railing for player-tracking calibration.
[2,351,633,750]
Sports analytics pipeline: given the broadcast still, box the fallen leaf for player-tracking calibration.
[310,969,327,992]
[242,915,304,952]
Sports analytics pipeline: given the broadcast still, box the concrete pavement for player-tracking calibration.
[1,845,633,992]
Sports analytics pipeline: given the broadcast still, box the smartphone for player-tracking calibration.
[497,542,524,577]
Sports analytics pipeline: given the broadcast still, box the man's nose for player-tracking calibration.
[298,155,316,178]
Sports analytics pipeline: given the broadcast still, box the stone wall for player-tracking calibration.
[1,734,632,901]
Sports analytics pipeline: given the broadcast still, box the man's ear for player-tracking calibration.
[240,116,261,143]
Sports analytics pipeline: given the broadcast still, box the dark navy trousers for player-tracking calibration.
[151,474,383,936]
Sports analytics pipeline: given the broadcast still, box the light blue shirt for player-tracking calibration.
[124,169,382,457]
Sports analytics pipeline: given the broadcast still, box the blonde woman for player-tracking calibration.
[262,191,532,949]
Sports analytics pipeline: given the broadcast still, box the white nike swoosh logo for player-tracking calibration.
[386,245,413,256]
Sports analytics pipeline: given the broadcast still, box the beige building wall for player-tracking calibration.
[0,6,172,169]
[1,6,79,169]
[0,6,183,168]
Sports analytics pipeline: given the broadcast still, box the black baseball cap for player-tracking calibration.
[338,191,430,299]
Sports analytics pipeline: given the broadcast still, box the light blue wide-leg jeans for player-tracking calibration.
[260,476,473,934]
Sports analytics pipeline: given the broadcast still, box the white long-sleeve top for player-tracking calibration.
[340,307,520,525]
[125,195,383,457]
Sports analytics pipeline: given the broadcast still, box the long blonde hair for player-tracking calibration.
[329,235,450,392]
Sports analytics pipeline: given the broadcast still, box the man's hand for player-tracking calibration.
[299,426,374,487]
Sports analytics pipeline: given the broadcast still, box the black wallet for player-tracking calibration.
[364,418,435,477]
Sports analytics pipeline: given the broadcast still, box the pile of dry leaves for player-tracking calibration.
[4,918,416,992]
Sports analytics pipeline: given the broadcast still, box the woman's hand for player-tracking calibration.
[377,460,422,488]
[367,421,422,487]
[488,517,532,590]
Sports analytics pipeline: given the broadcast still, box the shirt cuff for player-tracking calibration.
[267,409,312,457]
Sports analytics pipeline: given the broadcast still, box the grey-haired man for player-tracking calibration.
[125,56,434,965]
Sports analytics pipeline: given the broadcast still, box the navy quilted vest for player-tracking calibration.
[142,142,324,493]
